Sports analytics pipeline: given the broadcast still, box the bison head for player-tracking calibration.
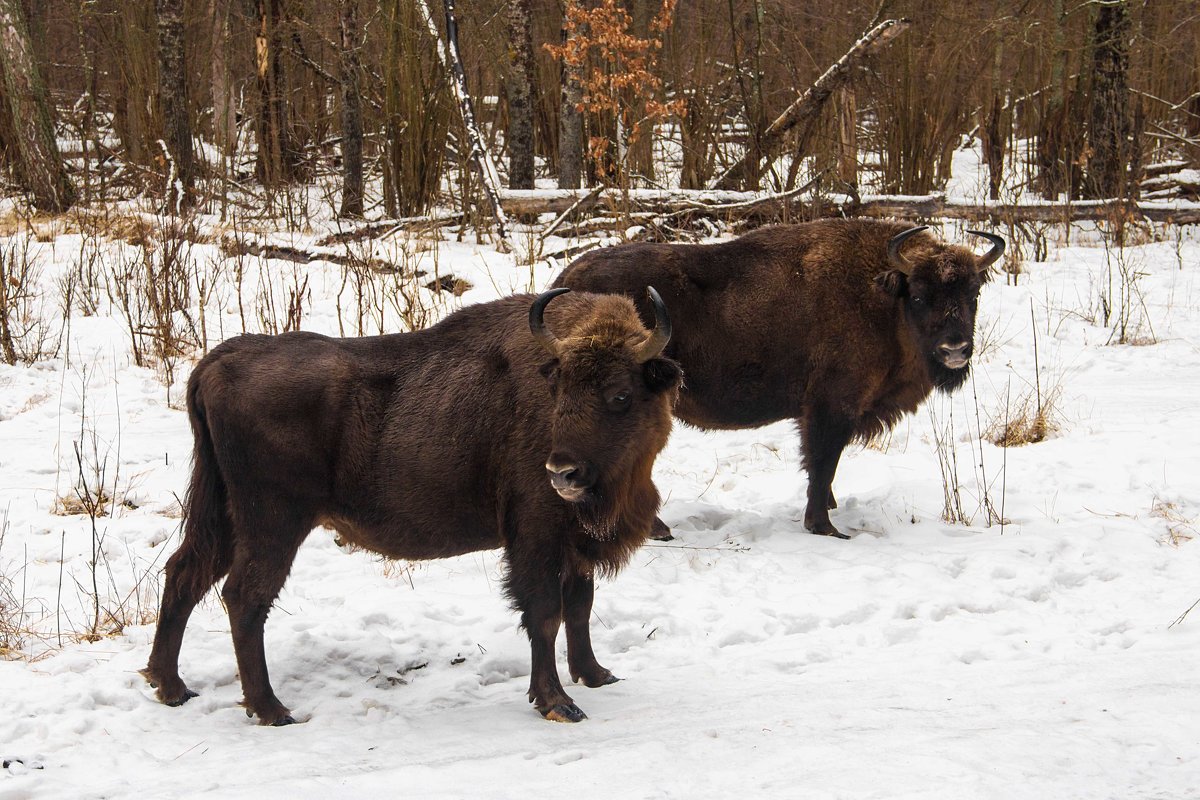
[529,287,682,539]
[875,226,1004,393]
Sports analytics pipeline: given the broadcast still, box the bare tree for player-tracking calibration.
[157,0,194,208]
[255,0,299,185]
[0,0,75,211]
[506,0,535,189]
[1084,0,1133,198]
[210,0,236,157]
[710,17,910,191]
[558,20,583,189]
[339,0,364,217]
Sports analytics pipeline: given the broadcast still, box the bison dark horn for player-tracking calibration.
[634,286,672,363]
[886,226,929,272]
[529,287,571,355]
[967,230,1006,270]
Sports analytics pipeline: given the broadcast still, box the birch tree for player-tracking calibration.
[0,0,75,211]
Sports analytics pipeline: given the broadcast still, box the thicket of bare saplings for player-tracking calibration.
[0,0,1195,223]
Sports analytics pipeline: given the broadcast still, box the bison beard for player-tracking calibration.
[553,218,1003,538]
[141,288,680,726]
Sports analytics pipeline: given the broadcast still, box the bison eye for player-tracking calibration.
[608,390,632,410]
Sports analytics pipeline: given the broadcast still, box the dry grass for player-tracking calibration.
[1152,499,1197,548]
[52,489,113,517]
[987,382,1062,447]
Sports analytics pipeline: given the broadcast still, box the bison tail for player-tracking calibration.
[166,368,235,603]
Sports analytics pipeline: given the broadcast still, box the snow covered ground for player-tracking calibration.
[1,212,1199,799]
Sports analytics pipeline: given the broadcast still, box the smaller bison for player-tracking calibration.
[142,288,682,725]
[554,219,1003,538]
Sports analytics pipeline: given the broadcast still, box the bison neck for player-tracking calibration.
[570,470,660,577]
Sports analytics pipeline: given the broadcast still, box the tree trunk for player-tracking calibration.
[156,0,194,209]
[210,0,235,155]
[338,0,364,217]
[557,21,582,189]
[1036,0,1068,199]
[834,87,857,188]
[505,0,534,189]
[255,0,297,186]
[1084,0,1132,199]
[0,0,75,211]
[421,0,516,252]
[980,41,1011,201]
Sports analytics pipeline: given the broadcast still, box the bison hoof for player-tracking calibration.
[141,667,198,707]
[804,518,850,540]
[249,709,297,727]
[244,702,297,726]
[165,688,200,707]
[542,703,588,723]
[572,668,620,688]
[650,516,674,542]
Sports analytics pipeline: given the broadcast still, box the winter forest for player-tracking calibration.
[1,0,1200,796]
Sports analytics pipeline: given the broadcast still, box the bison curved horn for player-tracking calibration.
[529,287,571,356]
[633,286,672,363]
[886,226,930,272]
[966,230,1006,270]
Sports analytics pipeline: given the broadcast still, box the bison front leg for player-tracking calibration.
[564,572,619,688]
[799,408,853,539]
[513,566,585,722]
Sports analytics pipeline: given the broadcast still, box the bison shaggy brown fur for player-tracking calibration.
[553,218,1003,538]
[142,289,682,725]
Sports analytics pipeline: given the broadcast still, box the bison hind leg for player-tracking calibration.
[221,507,311,726]
[143,531,234,708]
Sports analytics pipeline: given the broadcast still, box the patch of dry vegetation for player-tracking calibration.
[987,382,1063,447]
[1152,499,1197,548]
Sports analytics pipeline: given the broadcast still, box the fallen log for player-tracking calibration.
[315,211,463,246]
[220,233,414,274]
[709,18,911,191]
[839,194,1200,225]
[498,188,1200,226]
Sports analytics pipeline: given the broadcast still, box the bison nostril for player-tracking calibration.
[939,341,968,354]
[547,461,590,490]
[561,467,581,483]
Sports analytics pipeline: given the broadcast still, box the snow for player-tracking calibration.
[2,212,1200,798]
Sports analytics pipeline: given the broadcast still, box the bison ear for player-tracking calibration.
[874,269,908,298]
[643,357,682,394]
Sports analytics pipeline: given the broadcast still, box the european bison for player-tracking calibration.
[553,219,1003,538]
[142,288,682,725]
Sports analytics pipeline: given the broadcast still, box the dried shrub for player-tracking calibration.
[546,0,684,183]
[0,235,59,365]
[987,383,1062,447]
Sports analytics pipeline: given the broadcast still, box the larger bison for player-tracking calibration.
[142,288,682,725]
[554,219,1003,538]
